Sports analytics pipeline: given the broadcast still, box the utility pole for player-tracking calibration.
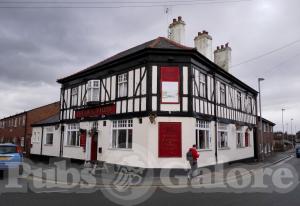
[291,118,294,135]
[282,108,285,133]
[258,78,264,160]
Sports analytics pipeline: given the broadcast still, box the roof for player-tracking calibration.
[258,116,276,126]
[31,114,60,127]
[57,37,193,82]
[0,101,59,121]
[56,36,257,94]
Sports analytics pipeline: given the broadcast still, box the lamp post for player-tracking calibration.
[258,78,264,160]
[282,108,285,133]
[291,118,294,135]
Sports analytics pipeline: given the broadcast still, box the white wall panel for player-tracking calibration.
[152,66,157,94]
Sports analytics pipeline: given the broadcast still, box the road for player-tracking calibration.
[0,156,299,206]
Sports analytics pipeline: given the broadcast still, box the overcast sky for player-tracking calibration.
[0,0,299,132]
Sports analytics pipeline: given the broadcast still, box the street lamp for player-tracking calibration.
[258,78,264,160]
[282,108,285,133]
[291,118,294,135]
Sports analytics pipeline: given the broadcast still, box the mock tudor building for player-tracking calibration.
[34,16,256,169]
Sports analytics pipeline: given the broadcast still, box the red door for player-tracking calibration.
[90,133,98,161]
[158,122,182,157]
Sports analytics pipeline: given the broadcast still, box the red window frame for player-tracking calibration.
[160,66,180,104]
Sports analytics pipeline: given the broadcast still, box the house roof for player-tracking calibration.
[258,116,276,126]
[31,114,60,127]
[57,37,193,83]
[56,36,257,94]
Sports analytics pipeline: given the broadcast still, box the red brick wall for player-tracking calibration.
[0,114,26,144]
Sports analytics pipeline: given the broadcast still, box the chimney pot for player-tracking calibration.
[198,32,202,36]
[225,42,229,47]
[173,18,176,23]
[221,45,224,49]
[178,16,182,21]
[217,46,220,50]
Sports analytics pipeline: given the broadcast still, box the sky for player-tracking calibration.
[0,0,299,132]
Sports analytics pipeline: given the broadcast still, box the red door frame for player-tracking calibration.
[90,133,98,161]
[158,122,182,157]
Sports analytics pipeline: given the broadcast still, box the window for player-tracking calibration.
[245,129,250,147]
[45,127,54,145]
[218,123,228,149]
[245,96,252,114]
[87,80,100,102]
[20,137,24,147]
[22,116,26,126]
[195,120,210,150]
[236,126,244,148]
[66,124,80,146]
[199,73,206,98]
[71,87,78,106]
[112,119,133,149]
[118,73,128,98]
[160,67,180,104]
[237,92,241,110]
[220,83,226,105]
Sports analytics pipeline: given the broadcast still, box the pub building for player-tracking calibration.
[31,16,257,169]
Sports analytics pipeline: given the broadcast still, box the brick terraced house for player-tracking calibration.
[0,102,60,155]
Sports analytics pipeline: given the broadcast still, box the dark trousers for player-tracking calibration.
[188,160,198,178]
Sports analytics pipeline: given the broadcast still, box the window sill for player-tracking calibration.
[218,147,230,150]
[108,148,133,151]
[64,145,81,148]
[197,149,213,152]
[44,144,53,146]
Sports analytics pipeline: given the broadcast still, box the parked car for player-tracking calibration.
[0,144,23,174]
[296,147,300,158]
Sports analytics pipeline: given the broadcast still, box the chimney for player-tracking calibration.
[194,30,213,61]
[214,43,232,72]
[168,16,186,44]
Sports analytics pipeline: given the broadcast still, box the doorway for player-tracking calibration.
[90,132,98,161]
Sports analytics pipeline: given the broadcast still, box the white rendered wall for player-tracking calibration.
[42,125,61,157]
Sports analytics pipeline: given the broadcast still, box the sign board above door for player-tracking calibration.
[75,104,116,119]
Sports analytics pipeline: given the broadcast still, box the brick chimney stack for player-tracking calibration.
[214,43,232,72]
[168,16,186,44]
[194,30,213,61]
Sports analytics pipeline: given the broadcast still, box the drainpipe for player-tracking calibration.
[40,126,44,156]
[213,73,218,164]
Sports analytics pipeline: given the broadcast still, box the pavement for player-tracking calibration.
[22,150,295,187]
[0,149,299,206]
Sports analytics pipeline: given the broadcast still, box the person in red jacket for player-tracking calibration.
[187,144,199,180]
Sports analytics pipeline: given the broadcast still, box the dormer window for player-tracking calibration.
[118,73,128,98]
[87,80,100,102]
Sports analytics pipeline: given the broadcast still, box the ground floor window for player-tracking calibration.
[112,119,133,149]
[45,127,54,145]
[65,124,80,146]
[236,126,244,148]
[195,120,210,150]
[245,129,250,147]
[218,123,228,149]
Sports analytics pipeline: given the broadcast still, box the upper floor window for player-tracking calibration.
[71,87,78,106]
[118,73,128,98]
[220,83,226,105]
[246,96,252,114]
[87,80,100,102]
[199,73,206,98]
[218,123,228,149]
[195,120,210,150]
[22,116,26,126]
[112,119,133,149]
[237,92,241,110]
[65,124,80,146]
